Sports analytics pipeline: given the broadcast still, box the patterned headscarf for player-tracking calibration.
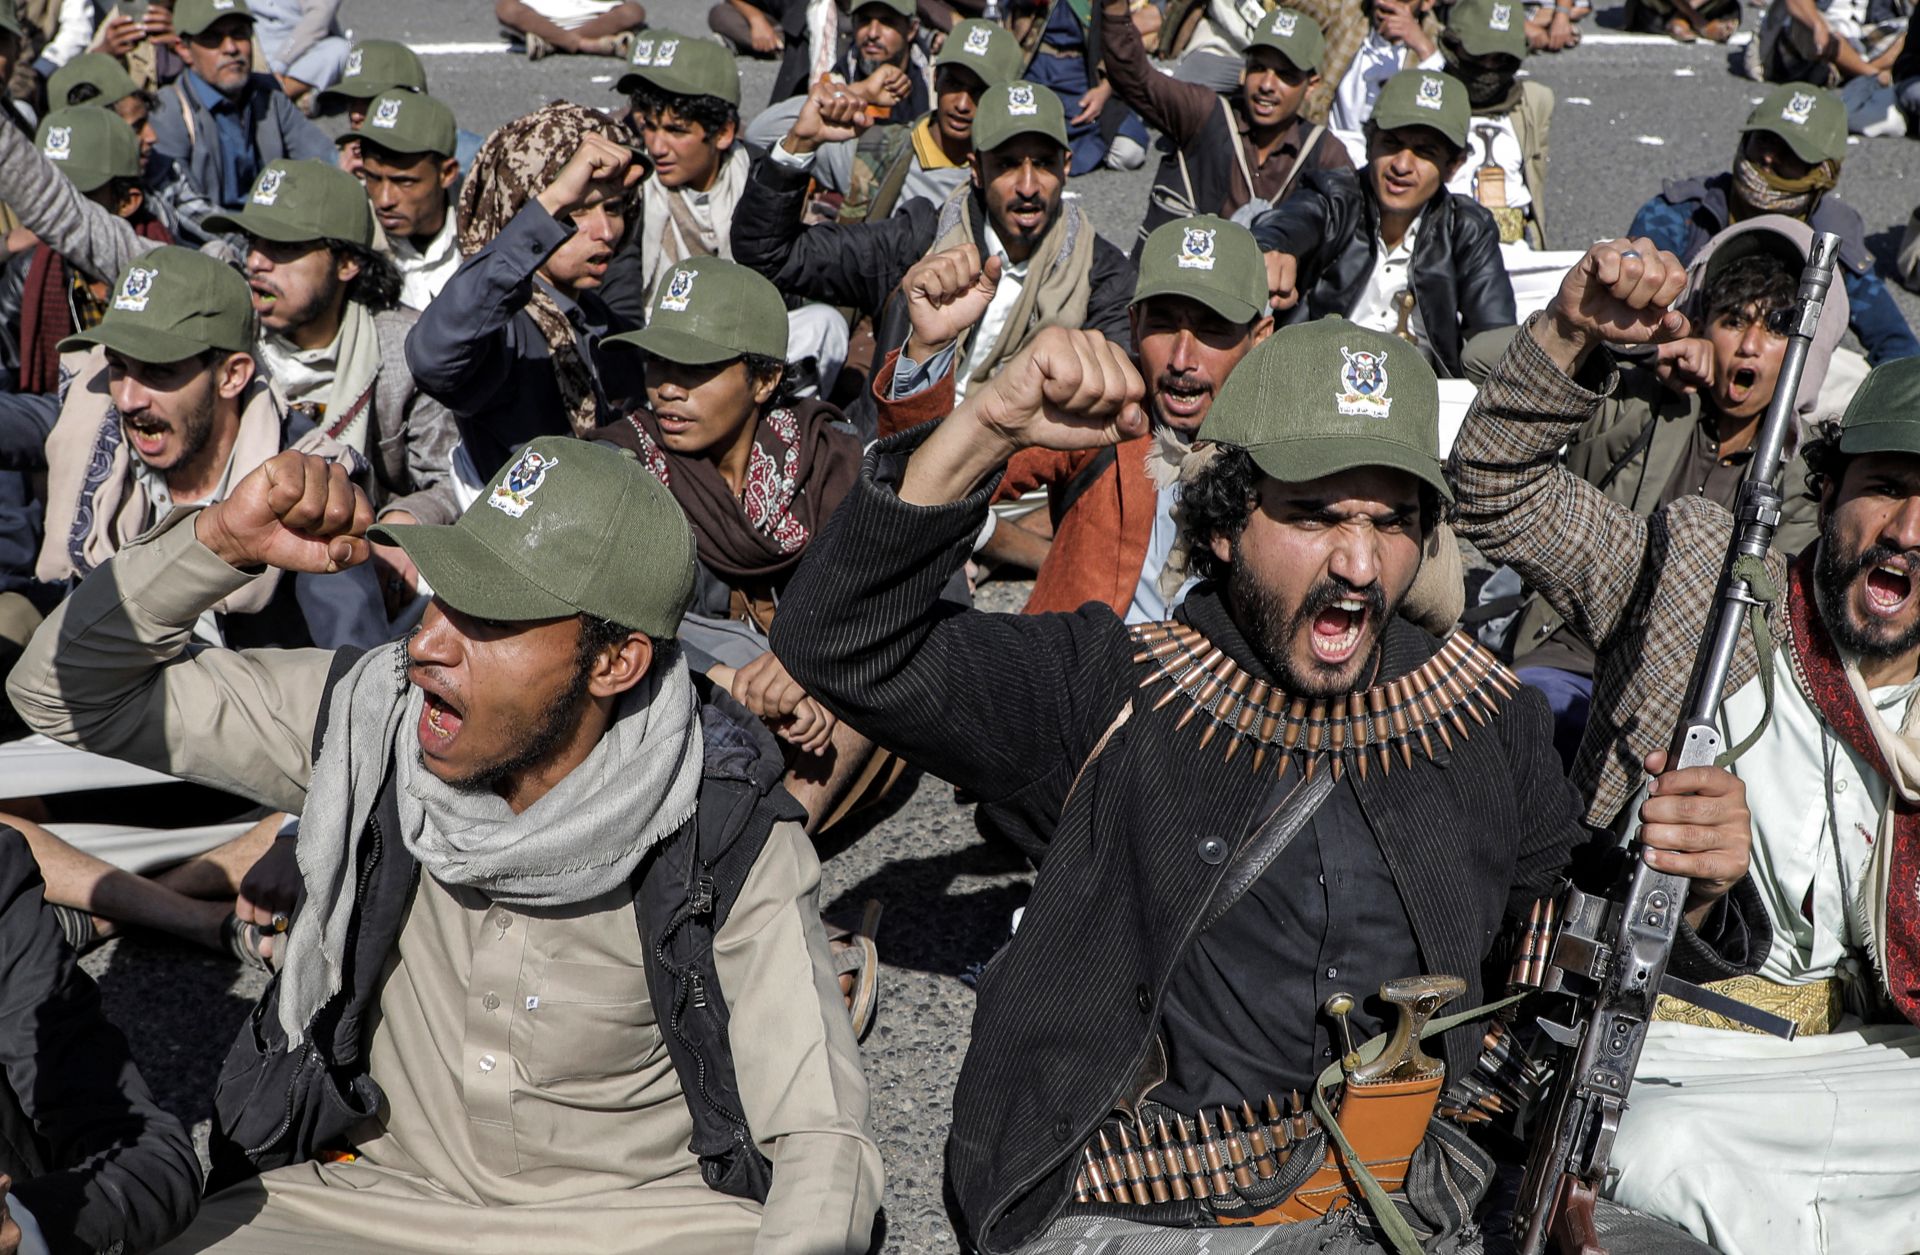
[459,101,640,436]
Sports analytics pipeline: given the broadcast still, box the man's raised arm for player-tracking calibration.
[7,453,377,816]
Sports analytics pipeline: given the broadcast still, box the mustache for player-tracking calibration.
[1847,544,1919,580]
[1298,575,1387,624]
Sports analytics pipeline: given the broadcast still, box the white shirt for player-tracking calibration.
[1330,31,1446,134]
[390,207,462,312]
[1349,218,1428,346]
[955,224,1030,404]
[1448,111,1532,213]
[1127,480,1199,625]
[1713,648,1920,988]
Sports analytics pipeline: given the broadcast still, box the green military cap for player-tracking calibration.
[173,0,253,38]
[59,246,254,361]
[47,52,140,110]
[1132,216,1268,326]
[1246,7,1326,73]
[339,90,458,159]
[1445,0,1526,59]
[1370,67,1470,150]
[204,159,374,248]
[1743,83,1848,167]
[1835,357,1920,461]
[971,81,1069,154]
[369,437,696,638]
[1200,316,1450,501]
[605,258,789,366]
[616,31,741,107]
[933,19,1024,88]
[0,0,24,39]
[37,106,141,194]
[849,0,916,19]
[318,39,428,108]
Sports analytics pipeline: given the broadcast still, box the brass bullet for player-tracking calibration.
[1196,1110,1233,1198]
[1155,1115,1191,1202]
[1123,1121,1167,1204]
[1118,1123,1153,1200]
[1083,1146,1112,1203]
[1098,1128,1135,1204]
[1242,1101,1278,1179]
[1219,1106,1256,1190]
[1173,1114,1208,1199]
[1283,695,1309,751]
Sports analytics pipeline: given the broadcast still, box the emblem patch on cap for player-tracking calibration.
[489,448,560,520]
[1336,347,1392,418]
[114,266,157,312]
[43,126,71,160]
[345,48,364,77]
[371,97,402,128]
[1490,2,1512,29]
[1270,9,1298,35]
[1178,228,1217,270]
[252,168,285,205]
[1416,75,1445,110]
[1007,84,1038,116]
[654,38,680,66]
[1783,91,1816,125]
[631,37,654,63]
[213,0,235,9]
[964,24,992,54]
[660,267,698,312]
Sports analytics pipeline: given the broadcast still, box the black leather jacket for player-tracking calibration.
[1250,167,1516,377]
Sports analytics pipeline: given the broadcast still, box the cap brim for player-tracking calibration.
[978,122,1070,152]
[1745,119,1832,166]
[1369,112,1467,151]
[1245,41,1317,71]
[202,207,324,243]
[1836,423,1920,460]
[1240,436,1454,502]
[367,522,582,623]
[317,77,399,105]
[57,320,219,362]
[604,324,743,366]
[615,67,740,106]
[338,127,446,156]
[1130,281,1265,327]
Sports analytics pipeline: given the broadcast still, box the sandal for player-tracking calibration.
[1699,15,1739,40]
[1666,15,1699,40]
[824,901,883,1042]
[49,903,104,955]
[224,914,273,973]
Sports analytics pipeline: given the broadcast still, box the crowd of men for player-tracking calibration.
[0,0,1918,1252]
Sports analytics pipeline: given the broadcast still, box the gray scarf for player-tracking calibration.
[278,642,703,1047]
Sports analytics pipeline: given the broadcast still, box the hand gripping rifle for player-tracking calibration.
[1512,231,1843,1255]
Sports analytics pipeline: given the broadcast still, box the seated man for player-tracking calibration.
[1467,217,1842,766]
[605,33,849,396]
[1751,0,1906,87]
[495,0,647,59]
[594,257,881,839]
[8,442,883,1254]
[770,318,1760,1254]
[1438,0,1551,249]
[1253,68,1516,378]
[735,80,1136,436]
[320,38,481,176]
[148,0,335,216]
[746,17,1024,227]
[336,90,462,310]
[1449,240,1920,1255]
[1011,0,1155,177]
[408,107,644,479]
[879,216,1274,625]
[1329,0,1444,134]
[44,50,218,245]
[33,246,379,648]
[1103,2,1349,255]
[1622,0,1740,42]
[1629,83,1920,366]
[13,105,171,397]
[0,828,200,1254]
[248,0,350,106]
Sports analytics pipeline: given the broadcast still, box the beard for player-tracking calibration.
[429,655,597,795]
[1812,513,1920,663]
[1226,542,1391,697]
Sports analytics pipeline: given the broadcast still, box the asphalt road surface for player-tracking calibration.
[64,2,1920,1252]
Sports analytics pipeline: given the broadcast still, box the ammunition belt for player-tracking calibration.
[1072,1093,1321,1211]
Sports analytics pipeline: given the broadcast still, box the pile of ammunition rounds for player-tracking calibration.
[1436,1022,1548,1126]
[1071,1094,1320,1206]
[1127,623,1519,784]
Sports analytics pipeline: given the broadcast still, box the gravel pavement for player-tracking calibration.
[65,3,1920,1252]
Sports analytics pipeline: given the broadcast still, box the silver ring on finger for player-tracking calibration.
[1619,249,1643,260]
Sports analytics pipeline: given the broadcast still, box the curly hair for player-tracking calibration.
[630,85,740,140]
[331,239,402,313]
[1702,250,1796,326]
[1178,444,1451,581]
[1801,417,1848,502]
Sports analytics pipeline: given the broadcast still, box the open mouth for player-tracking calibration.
[1724,365,1759,402]
[1864,562,1915,618]
[418,689,465,749]
[122,414,170,458]
[1309,597,1369,664]
[1156,378,1212,420]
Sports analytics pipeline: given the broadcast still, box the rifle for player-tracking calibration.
[1512,231,1843,1255]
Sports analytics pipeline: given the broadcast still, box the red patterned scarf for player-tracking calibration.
[1784,548,1920,1025]
[18,214,173,394]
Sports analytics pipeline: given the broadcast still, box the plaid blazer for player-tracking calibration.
[1446,320,1793,827]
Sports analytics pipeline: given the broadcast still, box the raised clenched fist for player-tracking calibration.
[903,244,1003,360]
[195,451,374,575]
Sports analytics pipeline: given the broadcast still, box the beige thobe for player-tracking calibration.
[10,510,884,1254]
